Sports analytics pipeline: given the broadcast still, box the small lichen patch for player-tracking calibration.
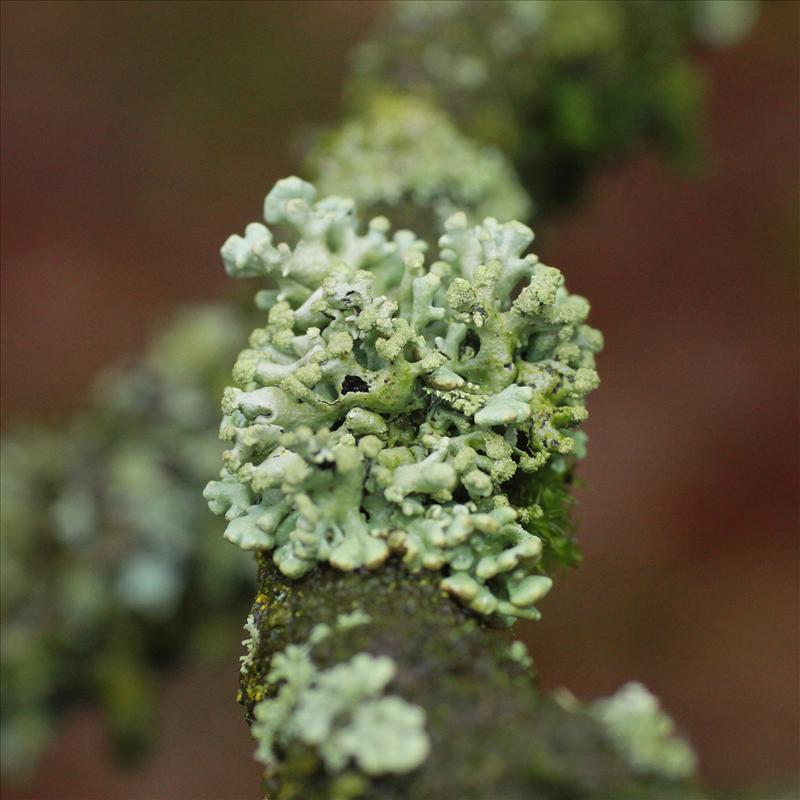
[239,613,260,675]
[336,609,372,630]
[507,640,533,671]
[590,682,697,781]
[251,633,430,777]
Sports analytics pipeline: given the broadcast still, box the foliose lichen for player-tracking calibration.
[311,94,530,230]
[336,609,372,630]
[692,0,759,46]
[205,176,601,623]
[507,639,534,671]
[251,624,429,777]
[590,682,697,781]
[349,0,758,210]
[1,306,254,774]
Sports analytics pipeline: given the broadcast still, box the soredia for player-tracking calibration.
[205,177,601,623]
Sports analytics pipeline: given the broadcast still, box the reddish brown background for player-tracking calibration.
[2,1,798,797]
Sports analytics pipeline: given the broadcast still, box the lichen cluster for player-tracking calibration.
[0,307,253,774]
[251,619,429,777]
[205,176,601,622]
[350,0,757,210]
[311,93,530,231]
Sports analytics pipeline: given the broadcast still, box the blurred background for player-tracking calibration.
[2,1,797,798]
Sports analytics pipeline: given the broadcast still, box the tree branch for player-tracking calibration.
[240,558,698,800]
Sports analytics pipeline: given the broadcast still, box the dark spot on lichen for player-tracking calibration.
[461,329,480,358]
[341,375,369,394]
[452,485,469,504]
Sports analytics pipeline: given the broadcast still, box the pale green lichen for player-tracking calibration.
[1,306,254,775]
[590,682,697,781]
[692,0,759,47]
[350,0,758,210]
[311,94,530,227]
[507,640,533,671]
[240,613,260,676]
[206,177,601,623]
[251,632,429,776]
[336,609,372,630]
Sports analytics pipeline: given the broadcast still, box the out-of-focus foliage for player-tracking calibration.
[692,0,759,47]
[590,683,697,781]
[349,0,757,212]
[0,307,254,775]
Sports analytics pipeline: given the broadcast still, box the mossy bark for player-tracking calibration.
[241,556,698,800]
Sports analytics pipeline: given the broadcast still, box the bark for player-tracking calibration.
[240,556,699,800]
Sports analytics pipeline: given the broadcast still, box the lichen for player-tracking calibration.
[251,629,430,777]
[349,0,757,211]
[206,177,601,623]
[590,682,697,781]
[507,639,533,671]
[0,306,254,774]
[336,609,372,630]
[692,0,759,47]
[240,613,260,675]
[246,560,698,800]
[311,94,530,228]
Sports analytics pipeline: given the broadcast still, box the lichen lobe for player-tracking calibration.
[206,176,601,623]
